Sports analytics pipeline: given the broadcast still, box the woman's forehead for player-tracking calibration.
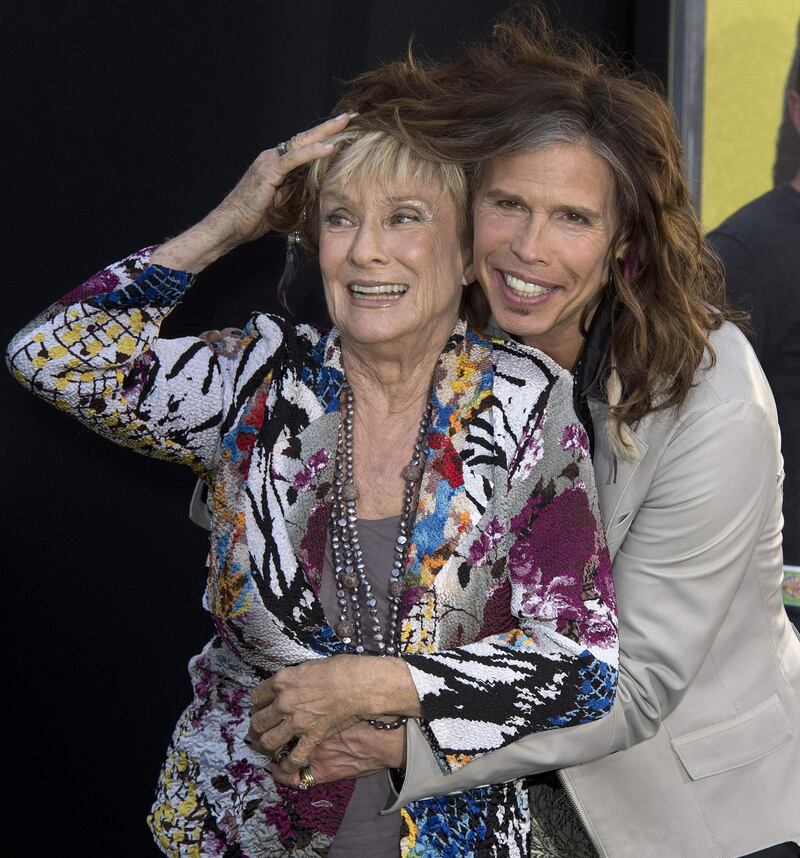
[320,175,449,207]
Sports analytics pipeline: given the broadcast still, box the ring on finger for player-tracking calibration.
[276,140,289,156]
[298,765,315,791]
[273,735,300,764]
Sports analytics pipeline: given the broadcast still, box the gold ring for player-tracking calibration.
[298,765,315,791]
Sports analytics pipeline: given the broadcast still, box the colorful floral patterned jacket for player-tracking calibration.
[7,249,618,857]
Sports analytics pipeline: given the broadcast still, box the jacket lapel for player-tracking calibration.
[588,398,648,556]
[405,324,496,597]
[271,330,343,596]
[276,413,339,594]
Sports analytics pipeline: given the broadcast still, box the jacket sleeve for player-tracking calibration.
[400,371,618,774]
[6,249,252,480]
[388,393,779,807]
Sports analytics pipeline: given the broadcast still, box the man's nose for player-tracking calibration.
[509,217,550,265]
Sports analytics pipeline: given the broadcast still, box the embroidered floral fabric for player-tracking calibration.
[7,250,618,857]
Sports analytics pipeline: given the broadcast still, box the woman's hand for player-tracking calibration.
[247,655,421,772]
[266,721,406,788]
[150,111,353,273]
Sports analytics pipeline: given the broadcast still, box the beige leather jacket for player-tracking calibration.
[388,322,800,857]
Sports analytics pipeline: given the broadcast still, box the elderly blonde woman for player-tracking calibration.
[7,91,617,855]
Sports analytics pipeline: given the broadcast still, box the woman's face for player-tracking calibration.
[472,143,619,369]
[318,173,469,356]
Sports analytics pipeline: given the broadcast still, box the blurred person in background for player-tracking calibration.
[708,54,800,570]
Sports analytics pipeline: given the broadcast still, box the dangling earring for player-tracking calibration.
[277,230,300,311]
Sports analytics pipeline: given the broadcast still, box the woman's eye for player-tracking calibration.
[324,212,353,227]
[390,211,420,225]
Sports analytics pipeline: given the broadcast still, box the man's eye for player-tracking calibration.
[562,211,588,224]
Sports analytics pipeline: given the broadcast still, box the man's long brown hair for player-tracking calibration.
[310,6,743,453]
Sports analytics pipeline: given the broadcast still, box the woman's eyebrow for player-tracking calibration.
[320,192,434,209]
[382,195,435,208]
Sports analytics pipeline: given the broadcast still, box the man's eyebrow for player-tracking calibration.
[482,186,524,202]
[482,186,604,220]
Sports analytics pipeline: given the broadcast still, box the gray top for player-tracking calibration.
[319,515,403,857]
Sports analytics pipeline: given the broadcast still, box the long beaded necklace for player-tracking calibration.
[330,383,432,730]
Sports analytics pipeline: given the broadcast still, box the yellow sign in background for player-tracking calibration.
[702,0,798,230]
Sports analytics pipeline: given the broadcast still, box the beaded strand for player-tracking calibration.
[330,383,432,730]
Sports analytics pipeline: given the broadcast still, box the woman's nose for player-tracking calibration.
[347,221,390,267]
[509,219,550,265]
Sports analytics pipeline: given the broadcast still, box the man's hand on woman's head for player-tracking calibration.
[150,111,354,274]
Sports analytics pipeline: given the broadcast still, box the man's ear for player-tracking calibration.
[462,255,476,286]
[613,238,637,282]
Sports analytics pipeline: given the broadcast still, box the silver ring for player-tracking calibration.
[276,140,289,156]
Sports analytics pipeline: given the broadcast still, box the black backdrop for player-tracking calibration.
[4,2,667,854]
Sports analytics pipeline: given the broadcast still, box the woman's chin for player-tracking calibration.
[338,318,417,350]
[338,314,462,357]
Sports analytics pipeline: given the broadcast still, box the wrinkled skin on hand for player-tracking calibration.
[205,112,354,248]
[265,721,406,789]
[150,112,354,273]
[247,656,373,771]
[247,654,419,773]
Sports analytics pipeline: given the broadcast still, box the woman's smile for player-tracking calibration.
[348,280,409,303]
